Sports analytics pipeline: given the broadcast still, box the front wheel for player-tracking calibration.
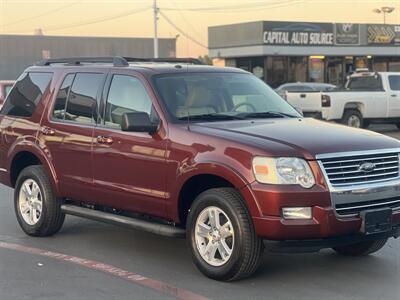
[333,239,387,256]
[341,109,363,128]
[15,165,65,237]
[187,188,264,281]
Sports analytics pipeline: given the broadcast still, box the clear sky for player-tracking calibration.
[1,0,400,57]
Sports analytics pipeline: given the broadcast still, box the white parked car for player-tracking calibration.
[285,72,400,128]
[277,82,336,118]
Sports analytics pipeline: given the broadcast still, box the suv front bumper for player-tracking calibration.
[252,206,400,240]
[247,181,400,241]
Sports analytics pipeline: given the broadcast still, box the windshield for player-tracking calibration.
[153,72,300,122]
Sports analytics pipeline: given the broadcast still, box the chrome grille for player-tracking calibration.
[335,197,400,216]
[320,152,400,187]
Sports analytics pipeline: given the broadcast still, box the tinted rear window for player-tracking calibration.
[64,73,104,124]
[284,85,315,92]
[389,76,400,91]
[53,74,75,120]
[347,76,382,91]
[1,72,53,117]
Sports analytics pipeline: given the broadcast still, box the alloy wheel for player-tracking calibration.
[194,206,235,267]
[18,179,43,225]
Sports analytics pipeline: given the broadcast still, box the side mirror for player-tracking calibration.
[121,112,158,134]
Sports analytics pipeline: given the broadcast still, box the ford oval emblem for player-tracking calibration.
[358,162,376,173]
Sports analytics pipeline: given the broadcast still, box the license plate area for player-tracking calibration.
[360,208,393,235]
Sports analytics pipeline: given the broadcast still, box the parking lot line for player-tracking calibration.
[0,241,209,300]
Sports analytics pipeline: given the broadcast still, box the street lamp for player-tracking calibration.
[373,7,395,24]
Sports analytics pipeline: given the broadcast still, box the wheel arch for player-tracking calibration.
[7,142,59,195]
[173,162,261,225]
[343,102,365,117]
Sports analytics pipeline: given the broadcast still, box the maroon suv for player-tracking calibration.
[0,57,399,281]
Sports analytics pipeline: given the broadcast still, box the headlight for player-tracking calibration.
[252,157,315,188]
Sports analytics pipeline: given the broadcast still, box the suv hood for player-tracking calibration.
[192,118,400,160]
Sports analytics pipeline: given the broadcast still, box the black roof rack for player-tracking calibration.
[36,56,204,67]
[123,57,204,65]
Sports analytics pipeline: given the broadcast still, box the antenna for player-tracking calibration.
[187,107,191,131]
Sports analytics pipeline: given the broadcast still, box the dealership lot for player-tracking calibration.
[0,126,399,300]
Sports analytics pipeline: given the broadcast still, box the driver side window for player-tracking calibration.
[105,75,155,128]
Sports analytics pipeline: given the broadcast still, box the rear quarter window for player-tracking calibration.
[1,72,53,117]
[388,76,400,91]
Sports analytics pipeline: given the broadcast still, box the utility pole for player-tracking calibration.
[153,0,159,58]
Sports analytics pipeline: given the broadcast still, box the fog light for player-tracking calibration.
[282,207,312,220]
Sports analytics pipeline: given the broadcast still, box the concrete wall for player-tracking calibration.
[0,35,176,80]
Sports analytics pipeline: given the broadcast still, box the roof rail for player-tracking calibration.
[123,57,205,65]
[36,56,205,67]
[36,56,129,67]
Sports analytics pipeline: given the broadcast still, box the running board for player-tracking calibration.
[61,204,186,238]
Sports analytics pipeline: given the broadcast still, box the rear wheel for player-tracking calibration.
[15,165,65,237]
[396,123,400,130]
[187,188,264,281]
[341,109,363,128]
[333,239,387,256]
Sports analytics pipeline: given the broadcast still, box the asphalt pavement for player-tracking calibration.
[0,125,400,300]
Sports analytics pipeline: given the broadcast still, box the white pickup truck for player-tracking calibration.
[286,72,400,128]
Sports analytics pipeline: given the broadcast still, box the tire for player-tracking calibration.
[187,188,264,281]
[341,109,363,128]
[396,123,400,130]
[333,239,387,256]
[14,165,65,237]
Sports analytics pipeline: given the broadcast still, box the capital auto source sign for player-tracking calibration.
[263,31,334,45]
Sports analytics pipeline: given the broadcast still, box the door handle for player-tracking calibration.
[391,94,397,97]
[97,135,114,145]
[41,126,55,136]
[300,94,306,98]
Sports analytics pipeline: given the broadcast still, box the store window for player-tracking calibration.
[266,56,287,88]
[308,57,324,83]
[288,57,307,83]
[389,60,400,72]
[236,57,265,80]
[326,57,344,86]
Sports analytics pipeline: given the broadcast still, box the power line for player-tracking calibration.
[43,6,151,32]
[172,0,205,40]
[162,0,304,12]
[159,10,207,49]
[3,1,84,27]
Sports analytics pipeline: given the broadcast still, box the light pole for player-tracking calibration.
[373,7,395,24]
[153,0,159,58]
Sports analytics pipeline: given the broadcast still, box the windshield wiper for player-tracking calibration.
[239,111,298,119]
[177,113,244,122]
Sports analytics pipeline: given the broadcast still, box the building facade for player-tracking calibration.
[209,21,400,87]
[0,35,176,80]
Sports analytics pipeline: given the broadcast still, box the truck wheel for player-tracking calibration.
[14,165,65,237]
[187,188,264,281]
[341,109,363,128]
[333,239,387,256]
